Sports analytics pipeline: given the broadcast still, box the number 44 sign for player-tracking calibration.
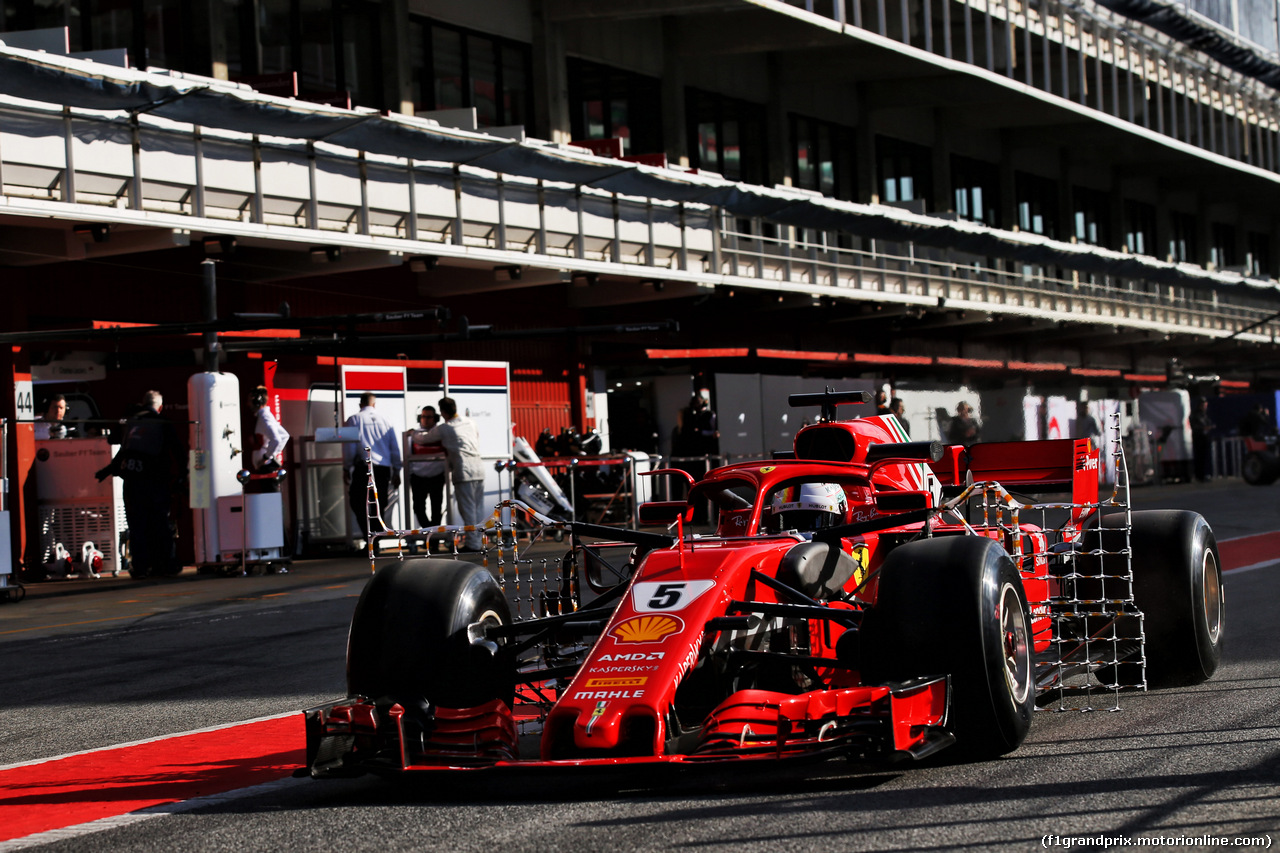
[632,580,716,613]
[14,379,33,422]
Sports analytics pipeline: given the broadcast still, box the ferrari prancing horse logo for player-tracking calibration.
[850,543,870,588]
[585,701,608,734]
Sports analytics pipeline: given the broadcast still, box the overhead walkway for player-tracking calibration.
[0,43,1277,344]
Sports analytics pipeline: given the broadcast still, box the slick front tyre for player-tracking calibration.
[1128,510,1224,687]
[860,536,1034,759]
[346,558,513,709]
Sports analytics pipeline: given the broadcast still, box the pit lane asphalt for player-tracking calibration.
[3,478,1278,851]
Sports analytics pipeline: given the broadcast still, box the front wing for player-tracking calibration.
[304,676,951,776]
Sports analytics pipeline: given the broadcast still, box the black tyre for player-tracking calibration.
[346,558,513,709]
[860,536,1034,759]
[1128,510,1224,687]
[1241,452,1279,486]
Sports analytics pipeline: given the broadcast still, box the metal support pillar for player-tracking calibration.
[202,259,220,374]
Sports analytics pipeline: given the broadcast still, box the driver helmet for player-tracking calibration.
[767,482,848,532]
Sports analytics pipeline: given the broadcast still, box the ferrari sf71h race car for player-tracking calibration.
[305,390,1224,776]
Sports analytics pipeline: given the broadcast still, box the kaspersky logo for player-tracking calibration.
[609,614,683,644]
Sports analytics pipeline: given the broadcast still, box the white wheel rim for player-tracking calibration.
[1000,582,1031,704]
[1202,550,1223,645]
[477,609,504,640]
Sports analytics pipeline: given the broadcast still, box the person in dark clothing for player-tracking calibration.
[889,397,911,436]
[96,390,184,578]
[677,393,720,523]
[409,406,447,528]
[1073,401,1102,443]
[678,394,719,463]
[1190,397,1215,482]
[691,396,719,457]
[1239,404,1275,440]
[875,390,891,417]
[674,396,697,460]
[947,401,980,446]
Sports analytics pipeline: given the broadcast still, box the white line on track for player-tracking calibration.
[1225,557,1280,574]
[0,775,311,852]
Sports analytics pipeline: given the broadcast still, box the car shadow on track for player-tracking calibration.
[175,745,1280,851]
[256,761,907,808]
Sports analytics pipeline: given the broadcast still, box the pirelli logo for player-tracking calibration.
[584,676,648,688]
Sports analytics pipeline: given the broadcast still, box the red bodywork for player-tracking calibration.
[306,414,1103,775]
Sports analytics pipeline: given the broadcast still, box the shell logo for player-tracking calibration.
[610,614,683,644]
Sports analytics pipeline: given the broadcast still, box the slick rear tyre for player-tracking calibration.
[346,559,513,709]
[860,536,1034,760]
[1241,452,1279,486]
[1128,510,1224,687]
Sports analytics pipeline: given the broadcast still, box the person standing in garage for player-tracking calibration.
[419,397,485,552]
[34,394,73,440]
[96,390,184,578]
[947,401,980,446]
[243,386,291,574]
[1190,396,1216,482]
[408,405,447,529]
[343,392,402,543]
[250,385,290,473]
[890,397,911,437]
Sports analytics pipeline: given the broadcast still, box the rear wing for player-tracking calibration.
[930,438,1100,504]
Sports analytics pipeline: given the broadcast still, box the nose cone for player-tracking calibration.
[573,700,623,749]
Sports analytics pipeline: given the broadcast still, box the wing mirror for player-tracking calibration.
[638,501,693,526]
[874,490,933,512]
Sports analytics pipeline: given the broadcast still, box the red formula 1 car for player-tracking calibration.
[305,390,1224,776]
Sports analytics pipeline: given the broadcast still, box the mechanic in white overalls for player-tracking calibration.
[250,386,290,475]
